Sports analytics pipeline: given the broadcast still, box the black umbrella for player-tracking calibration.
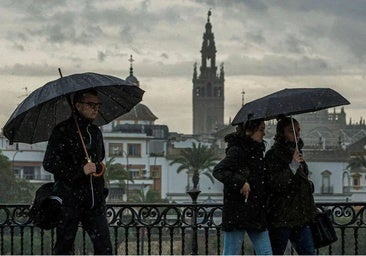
[3,72,144,144]
[231,88,350,125]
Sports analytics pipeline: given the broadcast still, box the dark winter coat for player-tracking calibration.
[213,133,268,232]
[43,113,106,209]
[265,140,317,229]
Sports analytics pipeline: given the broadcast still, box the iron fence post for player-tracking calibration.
[188,188,201,255]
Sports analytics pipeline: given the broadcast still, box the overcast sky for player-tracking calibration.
[1,0,365,134]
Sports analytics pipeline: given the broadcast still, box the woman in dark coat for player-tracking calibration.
[265,117,317,255]
[213,119,272,255]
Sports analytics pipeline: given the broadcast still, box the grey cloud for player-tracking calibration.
[118,25,134,43]
[0,63,63,76]
[0,59,193,78]
[281,34,309,54]
[2,0,366,77]
[97,51,106,62]
[274,0,366,20]
[31,21,105,45]
[244,30,265,45]
[12,43,25,52]
[6,32,29,42]
[106,60,194,78]
[224,54,334,76]
[1,0,66,15]
[330,19,366,62]
[161,53,169,59]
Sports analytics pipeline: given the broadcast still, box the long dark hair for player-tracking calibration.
[235,119,264,138]
[236,119,263,137]
[274,116,299,144]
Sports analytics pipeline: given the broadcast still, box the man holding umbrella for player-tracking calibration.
[43,89,112,255]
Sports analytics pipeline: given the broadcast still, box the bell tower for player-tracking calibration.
[193,10,225,135]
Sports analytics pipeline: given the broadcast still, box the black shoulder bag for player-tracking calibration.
[297,163,338,249]
[310,209,338,248]
[29,182,63,230]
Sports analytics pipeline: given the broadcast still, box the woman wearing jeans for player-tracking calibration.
[213,119,272,255]
[265,117,317,255]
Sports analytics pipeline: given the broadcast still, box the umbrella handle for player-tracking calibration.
[92,162,105,178]
[74,115,104,178]
[290,117,299,152]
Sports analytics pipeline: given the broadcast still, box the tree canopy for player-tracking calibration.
[104,156,134,189]
[0,150,35,203]
[347,153,366,170]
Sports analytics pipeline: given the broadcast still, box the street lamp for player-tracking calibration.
[121,149,130,201]
[12,147,23,178]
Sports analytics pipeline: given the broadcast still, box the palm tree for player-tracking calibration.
[129,188,168,203]
[104,157,133,197]
[170,142,220,191]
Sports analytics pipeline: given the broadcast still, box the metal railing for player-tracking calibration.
[1,202,366,255]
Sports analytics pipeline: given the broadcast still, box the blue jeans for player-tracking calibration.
[269,225,315,255]
[223,229,272,255]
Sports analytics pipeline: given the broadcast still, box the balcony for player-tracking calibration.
[321,185,334,194]
[0,202,365,255]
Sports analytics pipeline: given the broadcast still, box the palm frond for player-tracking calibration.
[170,142,219,189]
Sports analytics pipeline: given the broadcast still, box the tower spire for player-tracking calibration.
[200,9,217,77]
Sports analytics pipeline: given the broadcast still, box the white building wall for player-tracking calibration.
[165,161,223,203]
[307,161,348,194]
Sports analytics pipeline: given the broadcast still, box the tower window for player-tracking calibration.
[206,57,211,68]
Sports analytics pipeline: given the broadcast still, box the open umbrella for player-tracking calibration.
[3,72,144,144]
[231,88,350,125]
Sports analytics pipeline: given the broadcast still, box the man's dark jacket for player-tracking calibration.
[43,113,106,209]
[213,134,268,232]
[265,140,317,229]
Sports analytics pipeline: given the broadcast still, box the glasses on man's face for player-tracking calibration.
[80,101,102,109]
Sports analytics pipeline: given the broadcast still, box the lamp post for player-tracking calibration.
[122,149,130,201]
[188,186,200,255]
[12,148,23,178]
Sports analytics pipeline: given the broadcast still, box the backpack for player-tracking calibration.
[29,182,63,230]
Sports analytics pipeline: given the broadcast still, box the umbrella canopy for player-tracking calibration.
[231,88,350,125]
[3,72,144,144]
